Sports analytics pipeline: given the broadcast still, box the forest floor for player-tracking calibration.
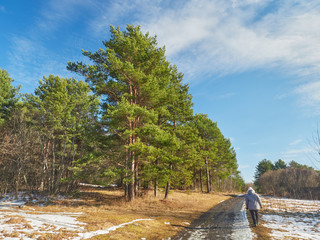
[0,187,232,239]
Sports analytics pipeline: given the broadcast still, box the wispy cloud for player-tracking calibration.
[289,139,303,146]
[134,0,320,111]
[7,36,71,91]
[138,0,320,79]
[6,0,320,107]
[295,81,320,114]
[218,92,236,99]
[54,0,320,83]
[37,0,95,33]
[281,146,313,160]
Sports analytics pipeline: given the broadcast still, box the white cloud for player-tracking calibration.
[295,81,320,113]
[0,5,5,12]
[289,139,303,146]
[281,146,313,159]
[126,0,320,111]
[73,0,320,84]
[6,0,320,107]
[138,0,320,80]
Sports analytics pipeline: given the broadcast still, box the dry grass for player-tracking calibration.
[247,211,272,240]
[35,229,79,240]
[4,215,29,225]
[25,188,231,239]
[3,230,20,238]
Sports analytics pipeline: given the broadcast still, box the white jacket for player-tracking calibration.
[245,188,263,210]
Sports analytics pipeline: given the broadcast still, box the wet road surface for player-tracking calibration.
[173,196,254,240]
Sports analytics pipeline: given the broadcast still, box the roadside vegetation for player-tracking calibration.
[0,25,244,203]
[254,159,320,200]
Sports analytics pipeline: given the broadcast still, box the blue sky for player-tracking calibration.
[1,0,320,182]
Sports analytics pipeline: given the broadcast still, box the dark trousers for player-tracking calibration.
[249,210,259,226]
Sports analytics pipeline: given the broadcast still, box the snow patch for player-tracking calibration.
[261,196,320,240]
[75,219,154,239]
[0,192,154,239]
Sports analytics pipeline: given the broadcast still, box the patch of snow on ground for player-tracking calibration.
[0,211,86,239]
[261,196,320,240]
[75,219,154,239]
[0,192,154,239]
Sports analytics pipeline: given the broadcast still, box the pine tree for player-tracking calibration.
[24,75,99,193]
[0,69,20,124]
[68,25,193,200]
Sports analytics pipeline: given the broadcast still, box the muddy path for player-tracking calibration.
[173,196,254,240]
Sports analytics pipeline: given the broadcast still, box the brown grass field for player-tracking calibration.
[24,188,231,239]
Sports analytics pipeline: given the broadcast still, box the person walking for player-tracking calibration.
[245,187,263,227]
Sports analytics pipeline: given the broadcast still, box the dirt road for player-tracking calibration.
[173,196,254,240]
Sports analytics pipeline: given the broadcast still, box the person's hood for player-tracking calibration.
[247,187,255,194]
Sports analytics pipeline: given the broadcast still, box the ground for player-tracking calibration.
[0,189,232,239]
[2,189,318,239]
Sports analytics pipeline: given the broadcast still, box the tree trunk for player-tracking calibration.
[200,167,203,192]
[154,178,158,197]
[128,151,135,201]
[205,157,210,193]
[134,156,139,196]
[164,180,170,199]
[55,136,67,194]
[154,158,159,197]
[164,164,172,199]
[124,149,128,200]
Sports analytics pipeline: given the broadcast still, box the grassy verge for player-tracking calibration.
[247,211,272,240]
[26,188,231,239]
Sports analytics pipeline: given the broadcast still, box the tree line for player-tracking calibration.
[254,159,320,200]
[0,25,244,201]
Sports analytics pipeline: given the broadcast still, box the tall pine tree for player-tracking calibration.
[68,25,193,201]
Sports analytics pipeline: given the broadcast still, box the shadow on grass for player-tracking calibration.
[55,188,125,207]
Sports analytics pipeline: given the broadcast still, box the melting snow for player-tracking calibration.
[0,192,153,239]
[230,198,255,240]
[75,219,153,239]
[261,196,320,240]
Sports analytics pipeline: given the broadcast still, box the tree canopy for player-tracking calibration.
[0,68,20,124]
[255,159,319,199]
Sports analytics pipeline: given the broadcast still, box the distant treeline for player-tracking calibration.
[0,25,245,201]
[254,159,320,200]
